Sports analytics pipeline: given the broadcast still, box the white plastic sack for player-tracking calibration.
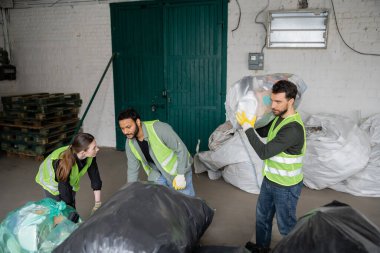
[329,114,380,197]
[330,145,380,197]
[360,113,380,145]
[195,123,264,194]
[197,131,261,171]
[208,121,235,151]
[222,162,263,194]
[303,114,371,190]
[226,73,307,129]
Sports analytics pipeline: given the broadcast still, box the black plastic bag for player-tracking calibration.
[193,245,248,253]
[54,182,214,253]
[272,200,380,253]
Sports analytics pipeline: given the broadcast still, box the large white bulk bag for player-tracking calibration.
[303,114,370,190]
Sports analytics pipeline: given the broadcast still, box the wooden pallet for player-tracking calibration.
[0,127,77,145]
[1,93,82,112]
[1,107,80,120]
[5,151,45,161]
[0,118,78,133]
[0,92,82,160]
[1,136,72,156]
[2,93,66,104]
[3,100,82,112]
[1,93,49,104]
[0,116,80,128]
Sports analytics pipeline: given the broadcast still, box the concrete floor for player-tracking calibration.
[1,147,380,248]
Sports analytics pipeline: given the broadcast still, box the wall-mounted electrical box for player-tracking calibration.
[248,53,264,70]
[0,65,16,80]
[267,9,329,48]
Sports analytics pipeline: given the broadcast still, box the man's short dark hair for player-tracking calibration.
[272,80,298,100]
[118,108,140,122]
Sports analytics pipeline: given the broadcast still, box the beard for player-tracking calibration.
[125,123,139,139]
[273,108,288,117]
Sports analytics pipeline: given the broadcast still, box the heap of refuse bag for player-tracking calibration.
[303,113,380,197]
[195,72,380,197]
[195,73,307,194]
[54,182,215,253]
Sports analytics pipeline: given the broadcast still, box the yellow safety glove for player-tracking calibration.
[236,111,257,130]
[172,174,186,190]
[91,201,102,216]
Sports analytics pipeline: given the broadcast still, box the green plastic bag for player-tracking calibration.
[0,198,80,253]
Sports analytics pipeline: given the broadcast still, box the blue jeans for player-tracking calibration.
[155,172,195,197]
[256,177,303,248]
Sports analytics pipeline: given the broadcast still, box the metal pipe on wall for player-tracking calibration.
[1,8,11,62]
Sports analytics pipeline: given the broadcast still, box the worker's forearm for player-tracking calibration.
[245,128,271,159]
[93,190,101,203]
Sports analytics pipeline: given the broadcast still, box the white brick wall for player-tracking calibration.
[0,0,379,147]
[228,0,380,121]
[0,4,116,146]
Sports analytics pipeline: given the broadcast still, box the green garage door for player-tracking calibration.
[111,0,227,153]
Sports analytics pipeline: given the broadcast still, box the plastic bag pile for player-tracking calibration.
[330,114,380,197]
[303,113,380,197]
[54,182,214,253]
[303,113,371,189]
[194,73,307,194]
[0,198,79,253]
[194,121,263,194]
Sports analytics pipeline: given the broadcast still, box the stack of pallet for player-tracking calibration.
[0,93,82,160]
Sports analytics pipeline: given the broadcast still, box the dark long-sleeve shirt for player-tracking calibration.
[245,117,304,160]
[53,156,102,207]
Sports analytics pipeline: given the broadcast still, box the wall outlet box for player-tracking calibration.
[248,53,264,70]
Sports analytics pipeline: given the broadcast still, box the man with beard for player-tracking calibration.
[118,108,195,196]
[236,80,306,253]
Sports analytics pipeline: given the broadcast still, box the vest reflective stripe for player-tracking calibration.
[37,159,58,193]
[35,146,93,195]
[129,120,179,176]
[264,165,302,177]
[269,156,303,164]
[264,113,306,186]
[145,121,179,175]
[162,151,174,166]
[168,160,178,175]
[128,142,153,176]
[160,151,179,175]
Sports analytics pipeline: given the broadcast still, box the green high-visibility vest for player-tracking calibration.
[35,146,93,195]
[264,112,306,186]
[129,120,178,176]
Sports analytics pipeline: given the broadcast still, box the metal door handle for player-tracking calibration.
[151,104,165,112]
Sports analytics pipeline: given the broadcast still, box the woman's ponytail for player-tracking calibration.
[56,146,75,182]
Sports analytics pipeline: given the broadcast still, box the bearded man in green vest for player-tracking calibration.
[118,108,195,196]
[236,80,306,253]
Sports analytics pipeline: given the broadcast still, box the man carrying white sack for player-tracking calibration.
[236,80,306,253]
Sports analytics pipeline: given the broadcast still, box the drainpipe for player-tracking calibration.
[1,8,11,62]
